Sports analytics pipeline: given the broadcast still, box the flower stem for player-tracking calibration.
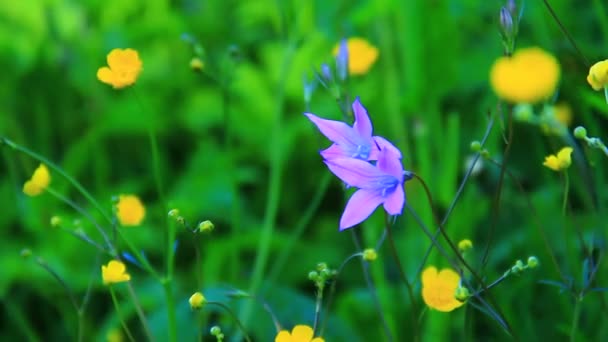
[570,295,583,342]
[385,215,418,342]
[562,171,570,216]
[162,279,177,342]
[109,287,136,342]
[208,302,252,342]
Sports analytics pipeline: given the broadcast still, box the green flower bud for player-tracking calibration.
[362,248,378,261]
[573,126,587,139]
[316,262,328,272]
[198,220,214,232]
[210,326,222,336]
[20,248,32,258]
[308,271,319,281]
[470,141,482,152]
[168,209,179,218]
[454,286,470,302]
[527,256,539,269]
[50,216,61,227]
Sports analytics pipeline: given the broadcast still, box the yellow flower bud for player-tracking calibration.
[362,248,378,261]
[198,220,214,232]
[189,291,206,309]
[458,239,473,253]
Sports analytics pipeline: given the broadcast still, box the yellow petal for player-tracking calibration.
[421,266,438,287]
[97,67,116,85]
[291,325,314,342]
[557,147,573,167]
[275,331,291,342]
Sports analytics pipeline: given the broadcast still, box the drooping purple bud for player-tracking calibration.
[303,74,317,105]
[500,7,514,37]
[336,39,349,82]
[507,0,517,16]
[320,63,332,83]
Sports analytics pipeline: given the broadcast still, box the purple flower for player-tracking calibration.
[324,147,411,230]
[305,97,401,161]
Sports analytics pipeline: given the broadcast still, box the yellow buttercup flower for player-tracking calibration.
[101,260,131,285]
[97,48,143,89]
[332,37,379,75]
[275,325,324,342]
[421,266,465,312]
[116,195,145,226]
[587,60,608,91]
[490,47,560,103]
[23,164,51,196]
[189,292,206,309]
[543,147,573,171]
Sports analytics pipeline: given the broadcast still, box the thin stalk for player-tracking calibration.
[208,302,252,342]
[161,280,177,342]
[562,171,570,216]
[0,137,113,224]
[570,295,582,342]
[312,284,324,333]
[349,229,393,341]
[126,282,154,341]
[109,287,136,342]
[242,42,296,326]
[384,215,418,341]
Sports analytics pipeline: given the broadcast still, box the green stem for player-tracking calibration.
[385,215,418,342]
[208,302,252,342]
[562,171,570,216]
[242,42,295,326]
[0,137,113,224]
[312,284,324,333]
[109,287,136,342]
[570,295,582,342]
[162,280,177,342]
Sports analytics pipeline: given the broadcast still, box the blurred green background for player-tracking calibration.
[1,0,608,341]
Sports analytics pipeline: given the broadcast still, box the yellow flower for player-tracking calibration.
[189,292,206,309]
[543,147,573,171]
[275,325,324,342]
[97,48,143,89]
[587,60,608,91]
[101,260,131,285]
[23,164,51,196]
[332,37,379,75]
[490,47,560,103]
[116,195,145,226]
[421,266,465,312]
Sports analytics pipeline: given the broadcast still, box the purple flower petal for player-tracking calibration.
[352,97,372,139]
[340,189,384,230]
[319,144,344,160]
[324,157,386,188]
[377,147,404,182]
[372,136,402,159]
[304,113,359,147]
[383,184,405,215]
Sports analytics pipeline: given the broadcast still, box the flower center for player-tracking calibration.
[347,143,371,160]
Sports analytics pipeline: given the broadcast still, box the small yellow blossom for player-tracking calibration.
[332,37,379,75]
[106,328,124,342]
[543,147,573,171]
[362,248,377,261]
[23,164,51,196]
[458,239,473,253]
[101,260,131,285]
[490,47,560,103]
[116,195,146,226]
[587,60,608,91]
[97,48,143,89]
[189,291,206,309]
[275,325,324,342]
[421,266,465,312]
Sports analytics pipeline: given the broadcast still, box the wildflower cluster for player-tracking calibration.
[305,97,412,230]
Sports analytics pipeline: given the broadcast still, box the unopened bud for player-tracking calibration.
[527,256,539,269]
[470,141,482,152]
[190,57,204,71]
[168,209,179,218]
[20,248,32,258]
[574,126,587,139]
[458,239,473,253]
[454,286,470,302]
[362,248,377,262]
[198,220,214,232]
[50,216,61,227]
[335,39,349,81]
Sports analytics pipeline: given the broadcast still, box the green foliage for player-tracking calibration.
[1,0,608,341]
